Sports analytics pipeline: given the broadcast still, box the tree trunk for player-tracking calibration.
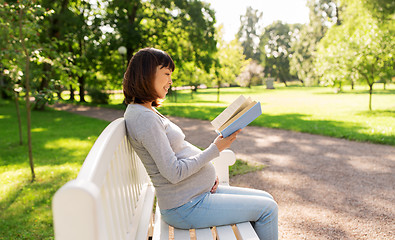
[217,80,221,103]
[14,91,23,145]
[280,77,288,87]
[78,76,86,102]
[69,85,75,101]
[369,84,373,111]
[19,7,35,181]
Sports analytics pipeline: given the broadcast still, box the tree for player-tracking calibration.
[362,0,395,21]
[290,0,340,86]
[1,1,53,181]
[104,0,217,73]
[237,6,262,61]
[260,21,301,86]
[316,0,394,110]
[39,0,102,104]
[236,60,264,88]
[212,26,248,101]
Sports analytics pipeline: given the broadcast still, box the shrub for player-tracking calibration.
[88,88,109,104]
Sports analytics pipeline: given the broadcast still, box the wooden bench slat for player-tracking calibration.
[195,228,214,239]
[234,222,260,240]
[174,228,191,239]
[216,225,237,240]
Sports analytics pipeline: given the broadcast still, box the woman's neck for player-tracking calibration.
[140,102,154,111]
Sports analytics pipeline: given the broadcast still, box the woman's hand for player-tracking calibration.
[210,176,219,193]
[214,129,242,152]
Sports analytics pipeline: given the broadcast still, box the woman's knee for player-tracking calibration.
[259,198,278,220]
[266,199,278,218]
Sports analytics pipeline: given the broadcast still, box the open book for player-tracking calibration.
[211,95,262,138]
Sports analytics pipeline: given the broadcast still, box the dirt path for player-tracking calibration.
[53,103,395,239]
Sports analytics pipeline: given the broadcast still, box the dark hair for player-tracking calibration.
[123,48,175,106]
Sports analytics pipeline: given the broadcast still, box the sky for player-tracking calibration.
[204,0,310,42]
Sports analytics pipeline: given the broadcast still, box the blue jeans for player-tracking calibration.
[160,185,278,240]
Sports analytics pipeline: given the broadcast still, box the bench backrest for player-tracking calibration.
[52,118,155,240]
[53,117,236,240]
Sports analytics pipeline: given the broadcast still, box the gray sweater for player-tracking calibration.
[124,104,219,209]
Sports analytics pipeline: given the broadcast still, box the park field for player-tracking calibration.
[103,84,395,145]
[0,100,109,239]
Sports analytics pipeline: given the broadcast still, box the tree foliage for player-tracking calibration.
[1,0,218,105]
[290,0,339,86]
[260,21,301,86]
[236,6,262,61]
[315,0,394,110]
[236,60,264,88]
[104,0,217,73]
[214,26,248,86]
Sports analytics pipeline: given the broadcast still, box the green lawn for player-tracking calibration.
[96,84,395,145]
[0,100,109,239]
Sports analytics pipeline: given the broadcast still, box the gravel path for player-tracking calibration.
[53,103,395,239]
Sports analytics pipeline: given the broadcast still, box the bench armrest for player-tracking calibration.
[211,149,236,185]
[52,180,108,240]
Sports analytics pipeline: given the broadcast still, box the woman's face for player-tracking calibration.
[153,66,172,99]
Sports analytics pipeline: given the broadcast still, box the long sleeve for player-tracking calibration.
[135,113,219,184]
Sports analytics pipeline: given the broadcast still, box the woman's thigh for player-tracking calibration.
[161,186,277,229]
[216,185,274,199]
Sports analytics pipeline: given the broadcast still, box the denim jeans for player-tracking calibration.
[160,185,278,240]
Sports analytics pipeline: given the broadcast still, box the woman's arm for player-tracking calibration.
[136,114,219,184]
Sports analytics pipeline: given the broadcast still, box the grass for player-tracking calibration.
[0,100,109,239]
[230,160,265,177]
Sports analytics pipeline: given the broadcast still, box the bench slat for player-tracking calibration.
[216,225,237,240]
[174,228,191,239]
[234,222,260,240]
[195,228,214,239]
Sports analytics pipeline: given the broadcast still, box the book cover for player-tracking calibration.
[212,97,262,138]
[210,95,252,130]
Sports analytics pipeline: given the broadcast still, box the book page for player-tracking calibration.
[211,95,247,129]
[222,97,252,126]
[218,101,257,132]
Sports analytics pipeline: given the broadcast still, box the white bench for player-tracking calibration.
[52,118,259,240]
